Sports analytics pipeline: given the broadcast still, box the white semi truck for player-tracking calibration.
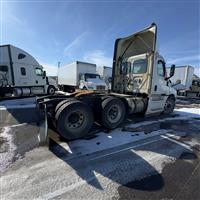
[58,61,107,92]
[0,45,56,97]
[96,66,112,89]
[37,23,177,140]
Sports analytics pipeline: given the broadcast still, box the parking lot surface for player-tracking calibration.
[0,98,200,199]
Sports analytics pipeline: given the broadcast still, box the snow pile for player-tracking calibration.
[0,127,18,172]
[175,107,200,117]
[0,123,46,172]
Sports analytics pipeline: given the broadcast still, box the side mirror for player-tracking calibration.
[43,71,46,77]
[170,64,175,77]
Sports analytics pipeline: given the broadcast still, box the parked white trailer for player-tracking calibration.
[58,61,107,92]
[96,66,112,89]
[167,65,199,96]
[0,45,56,97]
[167,65,194,90]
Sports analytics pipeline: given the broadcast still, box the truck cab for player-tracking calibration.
[112,23,176,114]
[0,45,56,97]
[79,73,107,90]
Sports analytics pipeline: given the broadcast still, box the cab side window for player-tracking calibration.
[21,67,26,76]
[132,59,147,74]
[157,60,166,77]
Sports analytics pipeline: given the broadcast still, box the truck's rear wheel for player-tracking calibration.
[163,96,175,114]
[101,97,126,129]
[55,100,93,140]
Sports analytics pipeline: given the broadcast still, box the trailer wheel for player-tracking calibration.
[101,97,126,129]
[163,96,175,114]
[47,85,56,95]
[55,100,93,140]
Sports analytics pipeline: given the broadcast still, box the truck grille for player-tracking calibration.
[96,85,105,90]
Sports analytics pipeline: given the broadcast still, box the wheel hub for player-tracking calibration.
[67,112,84,128]
[107,105,121,123]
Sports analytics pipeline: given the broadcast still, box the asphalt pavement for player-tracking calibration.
[0,98,200,200]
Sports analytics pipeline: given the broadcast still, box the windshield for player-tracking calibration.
[35,67,44,76]
[85,73,100,81]
[121,57,147,75]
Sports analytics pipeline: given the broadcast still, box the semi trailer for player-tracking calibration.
[37,23,176,140]
[168,65,200,97]
[58,61,108,92]
[0,45,56,97]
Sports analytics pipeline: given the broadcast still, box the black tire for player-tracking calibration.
[101,97,126,129]
[55,100,93,140]
[47,85,56,95]
[163,96,175,114]
[55,98,76,115]
[13,88,22,97]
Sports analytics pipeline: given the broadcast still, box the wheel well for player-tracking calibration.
[48,85,56,92]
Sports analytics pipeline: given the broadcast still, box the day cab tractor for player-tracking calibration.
[37,23,176,140]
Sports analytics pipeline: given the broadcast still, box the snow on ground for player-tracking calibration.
[53,107,200,158]
[1,106,199,199]
[175,107,200,116]
[0,122,46,172]
[59,129,169,158]
[0,127,18,171]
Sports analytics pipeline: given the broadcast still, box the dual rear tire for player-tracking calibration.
[100,97,126,129]
[55,100,93,140]
[54,97,126,140]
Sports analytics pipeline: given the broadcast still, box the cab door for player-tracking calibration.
[34,67,46,86]
[146,56,168,113]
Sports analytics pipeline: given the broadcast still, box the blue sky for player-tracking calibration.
[0,0,199,76]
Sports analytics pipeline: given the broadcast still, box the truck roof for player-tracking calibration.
[63,61,96,67]
[0,44,12,47]
[0,44,40,66]
[76,61,96,66]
